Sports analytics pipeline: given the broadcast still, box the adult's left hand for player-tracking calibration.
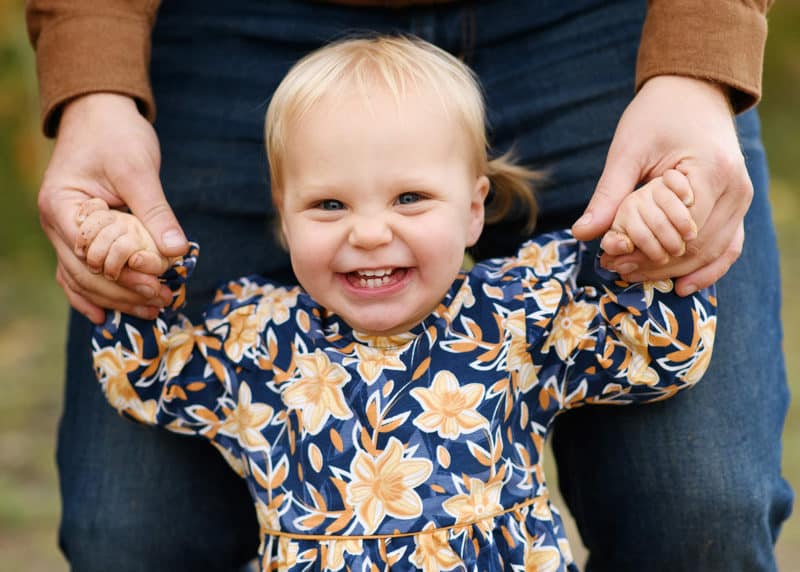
[572,75,753,296]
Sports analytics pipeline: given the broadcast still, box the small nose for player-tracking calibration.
[348,214,393,249]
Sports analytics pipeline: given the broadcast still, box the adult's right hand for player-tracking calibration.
[38,93,189,324]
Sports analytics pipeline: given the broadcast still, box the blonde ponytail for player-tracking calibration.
[485,151,541,235]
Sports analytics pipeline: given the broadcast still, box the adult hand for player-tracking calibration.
[38,93,189,323]
[572,75,753,296]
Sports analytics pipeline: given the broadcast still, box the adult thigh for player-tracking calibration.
[551,111,793,572]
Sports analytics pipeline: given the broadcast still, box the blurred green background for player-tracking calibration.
[0,1,797,570]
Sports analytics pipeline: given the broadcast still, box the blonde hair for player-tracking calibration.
[265,35,538,237]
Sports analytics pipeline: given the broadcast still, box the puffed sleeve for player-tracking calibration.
[521,231,717,410]
[91,243,278,444]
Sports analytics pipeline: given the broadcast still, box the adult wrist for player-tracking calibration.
[59,93,140,135]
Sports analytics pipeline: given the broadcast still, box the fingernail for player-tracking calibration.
[162,230,185,249]
[684,222,698,241]
[683,284,697,296]
[134,306,158,319]
[617,263,638,274]
[135,285,155,298]
[575,212,593,227]
[75,247,85,258]
[627,273,646,282]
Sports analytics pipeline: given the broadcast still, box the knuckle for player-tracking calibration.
[685,241,702,257]
[710,147,740,179]
[139,201,172,225]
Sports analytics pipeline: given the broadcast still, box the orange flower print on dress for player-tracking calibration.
[163,319,196,379]
[90,232,718,571]
[520,540,562,572]
[408,522,462,571]
[283,349,352,434]
[208,305,260,363]
[94,343,158,423]
[642,279,673,307]
[681,312,716,384]
[218,383,274,451]
[347,344,407,385]
[615,314,659,386]
[512,239,562,276]
[442,477,503,534]
[324,539,364,571]
[346,437,433,533]
[255,284,299,329]
[504,309,541,393]
[541,299,597,360]
[410,370,490,439]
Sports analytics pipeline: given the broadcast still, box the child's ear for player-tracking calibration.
[466,175,490,246]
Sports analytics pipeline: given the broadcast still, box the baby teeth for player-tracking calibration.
[358,268,392,277]
[359,275,391,288]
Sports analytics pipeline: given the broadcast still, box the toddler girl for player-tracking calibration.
[82,36,713,572]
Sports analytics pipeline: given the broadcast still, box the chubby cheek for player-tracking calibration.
[285,234,333,289]
[413,229,466,279]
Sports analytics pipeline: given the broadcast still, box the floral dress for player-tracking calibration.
[92,230,716,572]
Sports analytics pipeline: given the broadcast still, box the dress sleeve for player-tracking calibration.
[636,0,772,113]
[26,0,160,136]
[522,232,717,410]
[91,243,274,442]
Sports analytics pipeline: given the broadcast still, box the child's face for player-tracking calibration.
[278,82,489,336]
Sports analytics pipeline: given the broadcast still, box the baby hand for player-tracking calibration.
[75,198,171,281]
[600,169,697,266]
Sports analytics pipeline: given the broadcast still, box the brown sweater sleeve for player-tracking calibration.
[636,0,773,113]
[26,0,161,137]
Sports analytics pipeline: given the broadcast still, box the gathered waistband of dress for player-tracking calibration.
[262,497,539,540]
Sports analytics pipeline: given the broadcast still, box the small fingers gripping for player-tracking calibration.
[606,172,698,264]
[75,200,169,281]
[76,209,118,267]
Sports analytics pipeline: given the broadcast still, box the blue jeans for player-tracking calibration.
[57,1,792,570]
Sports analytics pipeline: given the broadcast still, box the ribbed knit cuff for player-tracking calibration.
[636,0,769,113]
[34,13,155,137]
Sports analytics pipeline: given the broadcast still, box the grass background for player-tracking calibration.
[0,1,797,569]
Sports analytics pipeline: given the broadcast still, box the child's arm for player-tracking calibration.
[83,206,281,445]
[599,169,697,267]
[522,231,716,408]
[75,198,170,280]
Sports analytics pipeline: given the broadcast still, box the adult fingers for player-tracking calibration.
[116,267,172,302]
[573,147,642,241]
[674,224,745,296]
[108,156,189,257]
[56,264,106,325]
[53,236,165,314]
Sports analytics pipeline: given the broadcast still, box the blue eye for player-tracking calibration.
[397,192,422,205]
[318,199,344,210]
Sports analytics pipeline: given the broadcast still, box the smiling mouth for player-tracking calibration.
[346,268,408,289]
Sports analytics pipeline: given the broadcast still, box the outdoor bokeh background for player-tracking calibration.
[1,1,798,570]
